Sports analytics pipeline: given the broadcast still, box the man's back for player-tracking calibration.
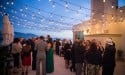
[35,40,47,59]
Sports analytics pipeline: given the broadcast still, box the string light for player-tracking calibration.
[17,23,20,26]
[60,16,63,21]
[111,5,114,8]
[12,16,15,18]
[6,2,9,5]
[49,0,52,2]
[38,9,41,14]
[103,0,106,3]
[92,12,94,16]
[102,14,105,17]
[3,7,6,10]
[7,5,72,25]
[60,0,122,21]
[32,13,34,17]
[22,1,89,22]
[14,11,17,13]
[2,0,124,31]
[52,2,55,8]
[11,2,14,5]
[24,14,27,17]
[65,2,68,8]
[111,15,114,20]
[24,20,27,22]
[25,5,28,10]
[20,9,23,12]
[120,9,123,12]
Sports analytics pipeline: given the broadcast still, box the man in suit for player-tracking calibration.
[35,36,47,75]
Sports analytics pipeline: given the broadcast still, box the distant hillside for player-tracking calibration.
[14,32,38,39]
[0,31,37,46]
[0,31,38,39]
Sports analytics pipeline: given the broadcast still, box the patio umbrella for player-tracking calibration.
[1,14,14,46]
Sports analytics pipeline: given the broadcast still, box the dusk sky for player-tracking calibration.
[0,0,125,39]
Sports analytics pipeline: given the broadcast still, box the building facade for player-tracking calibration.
[73,0,125,58]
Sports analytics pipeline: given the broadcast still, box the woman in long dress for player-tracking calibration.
[46,41,54,73]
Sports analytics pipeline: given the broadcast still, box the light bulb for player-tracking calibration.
[6,2,9,5]
[38,11,41,14]
[112,16,114,20]
[65,4,68,8]
[4,7,6,10]
[12,16,14,18]
[111,5,114,8]
[11,2,14,5]
[102,15,104,17]
[120,10,123,12]
[38,9,41,14]
[25,7,28,10]
[15,11,17,13]
[52,4,55,8]
[25,14,27,17]
[103,0,106,3]
[60,17,63,21]
[20,9,23,11]
[49,0,52,2]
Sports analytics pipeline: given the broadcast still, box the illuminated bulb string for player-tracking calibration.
[1,5,73,31]
[1,0,125,29]
[7,1,88,22]
[3,4,72,25]
[24,3,84,22]
[60,0,124,17]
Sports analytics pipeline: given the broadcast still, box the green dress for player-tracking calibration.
[46,48,54,73]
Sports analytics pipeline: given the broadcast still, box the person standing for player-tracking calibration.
[21,40,31,75]
[55,39,61,55]
[11,38,22,74]
[102,38,116,75]
[46,35,52,43]
[85,41,102,75]
[46,41,54,73]
[71,39,83,75]
[63,40,71,69]
[35,36,47,75]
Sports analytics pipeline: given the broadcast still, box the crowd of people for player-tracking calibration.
[9,34,116,75]
[11,35,54,75]
[61,38,116,75]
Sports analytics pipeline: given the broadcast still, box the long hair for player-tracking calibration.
[90,42,97,51]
